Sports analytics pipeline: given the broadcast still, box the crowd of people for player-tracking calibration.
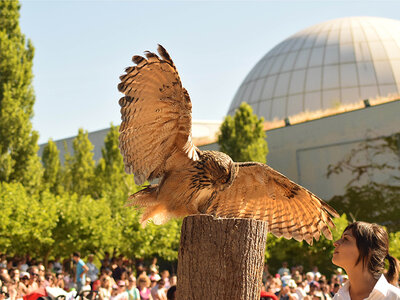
[1,235,398,300]
[0,252,176,300]
[0,251,350,300]
[260,262,348,300]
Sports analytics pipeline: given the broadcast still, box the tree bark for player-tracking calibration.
[177,214,268,300]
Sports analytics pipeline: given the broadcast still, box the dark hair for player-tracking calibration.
[167,285,176,300]
[73,252,80,258]
[344,221,399,284]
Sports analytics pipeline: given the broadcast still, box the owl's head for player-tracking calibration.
[221,159,238,190]
[200,151,238,191]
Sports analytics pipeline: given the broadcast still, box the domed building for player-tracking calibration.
[40,17,400,202]
[229,16,400,121]
[223,16,400,200]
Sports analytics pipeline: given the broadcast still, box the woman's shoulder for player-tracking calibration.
[373,274,400,299]
[386,283,400,298]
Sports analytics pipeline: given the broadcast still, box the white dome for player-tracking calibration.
[228,16,400,121]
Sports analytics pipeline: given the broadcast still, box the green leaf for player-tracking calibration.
[218,102,268,163]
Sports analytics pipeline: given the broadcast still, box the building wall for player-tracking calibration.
[261,100,399,200]
[204,100,400,200]
[38,128,110,165]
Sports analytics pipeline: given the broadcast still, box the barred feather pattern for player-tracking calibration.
[206,162,339,245]
[119,45,339,244]
[118,45,198,185]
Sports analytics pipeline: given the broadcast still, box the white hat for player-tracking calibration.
[288,279,297,288]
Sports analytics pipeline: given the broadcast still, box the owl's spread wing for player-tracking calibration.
[206,162,339,244]
[118,45,198,185]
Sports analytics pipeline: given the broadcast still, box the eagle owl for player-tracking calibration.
[118,45,339,244]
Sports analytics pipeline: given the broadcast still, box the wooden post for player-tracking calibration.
[177,214,268,300]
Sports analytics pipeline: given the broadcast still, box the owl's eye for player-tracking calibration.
[222,175,230,184]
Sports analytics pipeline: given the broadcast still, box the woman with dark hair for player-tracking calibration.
[332,221,400,300]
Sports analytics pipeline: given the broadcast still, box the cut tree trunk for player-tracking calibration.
[177,214,268,300]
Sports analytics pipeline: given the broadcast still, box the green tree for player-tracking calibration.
[389,231,400,259]
[94,125,140,254]
[119,217,182,261]
[218,102,268,163]
[50,193,113,258]
[0,182,115,262]
[328,133,400,231]
[64,128,95,196]
[41,139,63,194]
[95,124,139,199]
[0,182,57,259]
[0,0,42,191]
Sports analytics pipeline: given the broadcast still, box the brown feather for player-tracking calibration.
[157,44,176,69]
[205,162,338,244]
[144,51,159,59]
[118,46,339,244]
[132,55,145,64]
[118,46,198,185]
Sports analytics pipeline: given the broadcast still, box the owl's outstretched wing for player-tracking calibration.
[118,45,199,185]
[206,162,339,244]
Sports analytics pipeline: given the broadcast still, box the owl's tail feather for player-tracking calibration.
[126,185,158,208]
[125,185,171,227]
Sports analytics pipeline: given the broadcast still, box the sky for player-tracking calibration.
[18,0,400,144]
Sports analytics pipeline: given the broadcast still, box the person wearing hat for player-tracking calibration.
[288,280,299,300]
[111,280,128,300]
[149,258,159,275]
[17,272,30,297]
[25,266,39,295]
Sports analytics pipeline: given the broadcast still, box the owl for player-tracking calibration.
[117,45,339,244]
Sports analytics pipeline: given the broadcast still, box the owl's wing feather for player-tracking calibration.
[206,162,339,244]
[118,45,198,185]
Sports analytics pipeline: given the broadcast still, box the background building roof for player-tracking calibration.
[228,16,400,121]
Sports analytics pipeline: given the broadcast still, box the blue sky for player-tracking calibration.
[19,1,400,144]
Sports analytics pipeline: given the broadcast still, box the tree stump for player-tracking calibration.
[177,214,268,300]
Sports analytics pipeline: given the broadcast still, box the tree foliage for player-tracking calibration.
[218,102,268,163]
[41,139,63,194]
[327,133,400,231]
[389,231,400,259]
[0,0,184,263]
[95,124,138,198]
[49,193,113,258]
[63,128,96,197]
[0,182,57,258]
[0,0,42,191]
